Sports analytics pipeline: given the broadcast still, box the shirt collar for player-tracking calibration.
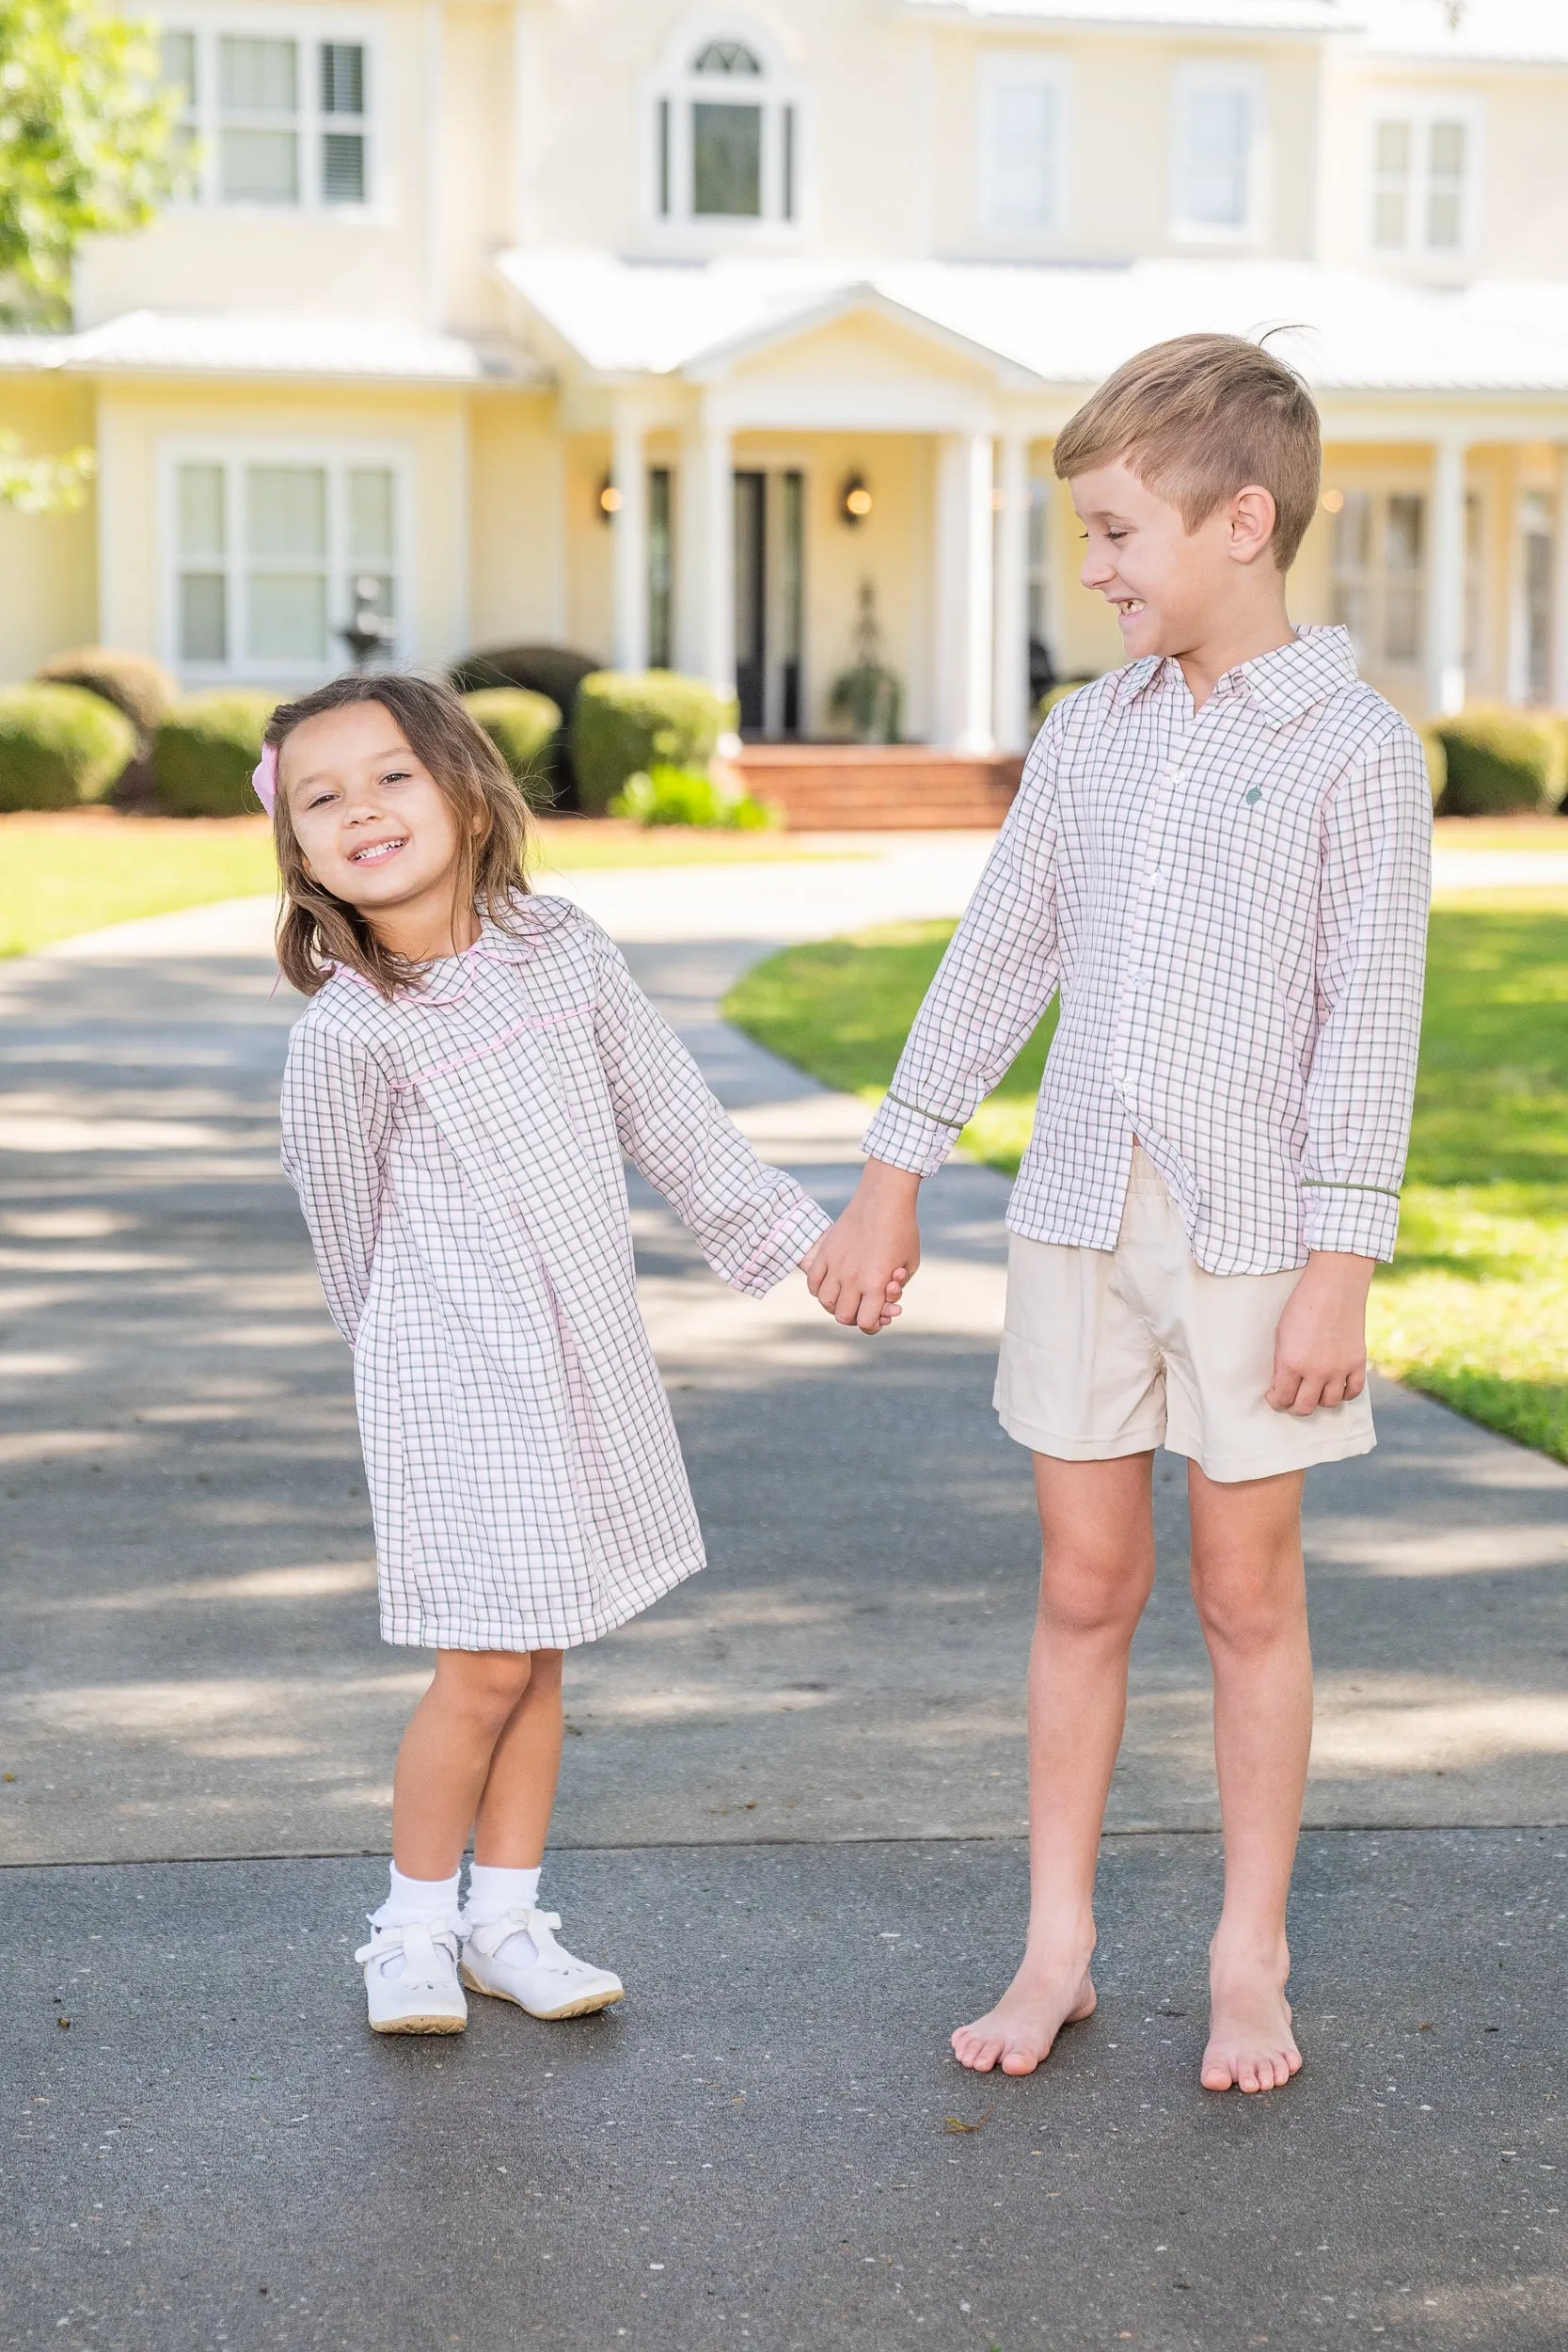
[1114,625,1359,728]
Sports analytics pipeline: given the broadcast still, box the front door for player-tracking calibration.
[733,469,804,738]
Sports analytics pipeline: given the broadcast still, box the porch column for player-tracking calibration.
[610,403,648,675]
[993,432,1032,754]
[1425,436,1468,718]
[1554,446,1568,708]
[935,431,995,752]
[698,409,736,704]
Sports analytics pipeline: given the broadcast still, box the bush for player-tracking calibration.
[0,684,137,811]
[449,644,600,717]
[462,688,561,803]
[33,646,177,739]
[1433,707,1568,816]
[151,691,276,817]
[572,672,736,817]
[1418,724,1448,811]
[1030,677,1093,731]
[609,764,773,830]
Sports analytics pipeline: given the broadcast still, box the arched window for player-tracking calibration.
[654,26,798,226]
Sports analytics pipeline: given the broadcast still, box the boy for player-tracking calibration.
[805,334,1431,2094]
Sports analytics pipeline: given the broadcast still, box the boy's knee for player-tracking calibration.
[1191,1559,1302,1655]
[1038,1549,1151,1640]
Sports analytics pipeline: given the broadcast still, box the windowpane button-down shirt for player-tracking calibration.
[862,627,1433,1276]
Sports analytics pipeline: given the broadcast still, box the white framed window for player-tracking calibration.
[977,52,1069,236]
[651,22,800,230]
[160,15,375,211]
[1369,97,1480,258]
[1171,62,1263,241]
[1329,488,1439,673]
[161,440,410,680]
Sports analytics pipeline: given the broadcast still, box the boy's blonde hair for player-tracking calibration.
[1053,332,1322,571]
[267,670,533,1000]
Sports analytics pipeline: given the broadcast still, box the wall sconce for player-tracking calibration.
[597,476,623,523]
[1321,488,1345,514]
[839,472,873,527]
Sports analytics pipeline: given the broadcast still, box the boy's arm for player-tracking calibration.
[808,714,1066,1329]
[1273,720,1431,1415]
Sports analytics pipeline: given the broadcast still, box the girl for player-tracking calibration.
[264,673,889,2035]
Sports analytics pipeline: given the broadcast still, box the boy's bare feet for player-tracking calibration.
[951,1950,1097,2075]
[1201,1945,1302,2093]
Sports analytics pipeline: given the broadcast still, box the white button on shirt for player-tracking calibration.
[861,627,1433,1277]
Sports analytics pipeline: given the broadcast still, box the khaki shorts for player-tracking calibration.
[994,1144,1376,1485]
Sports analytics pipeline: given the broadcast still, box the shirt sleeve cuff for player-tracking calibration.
[1303,1184,1402,1262]
[860,1092,964,1177]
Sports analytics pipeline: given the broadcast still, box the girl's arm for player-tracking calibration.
[586,922,830,1296]
[279,1016,394,1344]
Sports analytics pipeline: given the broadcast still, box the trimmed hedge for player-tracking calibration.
[1418,724,1448,811]
[462,688,561,803]
[1433,707,1568,817]
[33,646,177,739]
[572,672,737,817]
[152,691,276,817]
[449,644,600,717]
[0,684,137,811]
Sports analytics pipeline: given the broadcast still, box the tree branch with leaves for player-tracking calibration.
[0,0,185,328]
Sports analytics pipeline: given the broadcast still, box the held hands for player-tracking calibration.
[802,1160,923,1336]
[1268,1250,1376,1416]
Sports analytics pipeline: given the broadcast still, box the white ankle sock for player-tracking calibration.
[465,1864,543,1962]
[371,1865,462,1933]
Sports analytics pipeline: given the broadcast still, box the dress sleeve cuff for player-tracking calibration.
[860,1092,964,1177]
[730,1194,833,1296]
[1303,1184,1401,1262]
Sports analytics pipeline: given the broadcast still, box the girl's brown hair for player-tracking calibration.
[266,671,533,999]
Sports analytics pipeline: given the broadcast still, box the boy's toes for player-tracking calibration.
[951,2027,1002,2073]
[1000,2040,1040,2076]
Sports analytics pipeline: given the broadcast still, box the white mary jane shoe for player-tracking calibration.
[355,1920,468,2035]
[460,1906,625,2021]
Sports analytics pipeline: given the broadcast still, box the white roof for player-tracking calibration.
[896,0,1350,29]
[1356,0,1568,62]
[895,0,1568,59]
[0,310,540,386]
[499,249,1568,398]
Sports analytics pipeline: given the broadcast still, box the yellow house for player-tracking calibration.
[4,0,1567,746]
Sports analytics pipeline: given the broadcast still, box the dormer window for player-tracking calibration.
[654,27,798,226]
[1370,99,1479,257]
[1170,62,1262,242]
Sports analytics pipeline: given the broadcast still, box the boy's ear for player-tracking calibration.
[1227,484,1279,568]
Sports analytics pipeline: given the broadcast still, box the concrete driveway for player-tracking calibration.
[2,839,1564,2351]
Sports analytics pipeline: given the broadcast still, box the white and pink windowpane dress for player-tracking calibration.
[280,896,829,1653]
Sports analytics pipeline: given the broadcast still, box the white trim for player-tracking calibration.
[156,5,385,221]
[156,434,414,684]
[1363,87,1484,267]
[642,11,805,247]
[1169,58,1266,246]
[975,50,1071,244]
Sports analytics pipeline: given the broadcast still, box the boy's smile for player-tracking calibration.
[1069,455,1292,704]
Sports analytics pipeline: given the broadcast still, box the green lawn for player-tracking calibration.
[0,816,281,959]
[0,812,851,960]
[725,897,1568,1466]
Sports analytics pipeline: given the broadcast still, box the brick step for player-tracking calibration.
[719,747,1023,833]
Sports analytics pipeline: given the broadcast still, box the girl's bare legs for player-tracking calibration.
[473,1648,563,1867]
[1188,1463,1310,2093]
[952,1453,1156,2075]
[391,1647,565,1879]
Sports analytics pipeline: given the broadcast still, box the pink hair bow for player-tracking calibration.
[252,743,278,816]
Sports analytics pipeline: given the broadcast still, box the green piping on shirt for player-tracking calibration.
[1300,1180,1402,1200]
[882,1090,968,1133]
